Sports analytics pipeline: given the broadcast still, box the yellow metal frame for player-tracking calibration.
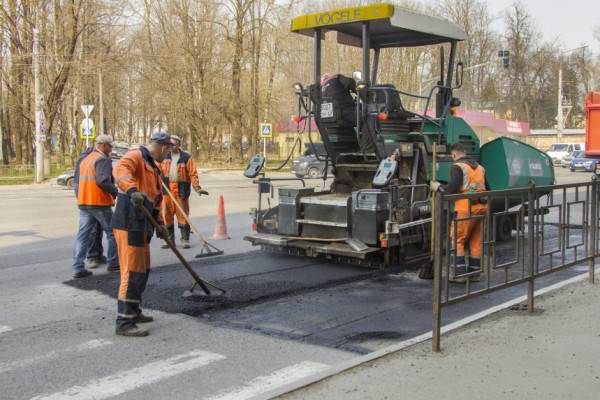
[291,3,394,32]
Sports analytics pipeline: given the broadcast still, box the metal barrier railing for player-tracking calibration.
[432,178,599,351]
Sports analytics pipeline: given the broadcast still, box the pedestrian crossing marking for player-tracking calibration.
[204,361,330,400]
[30,349,226,400]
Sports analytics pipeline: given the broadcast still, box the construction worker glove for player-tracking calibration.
[130,191,146,208]
[194,186,209,196]
[156,224,169,240]
[430,181,442,192]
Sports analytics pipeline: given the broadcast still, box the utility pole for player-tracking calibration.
[33,23,44,183]
[98,69,104,136]
[557,66,564,143]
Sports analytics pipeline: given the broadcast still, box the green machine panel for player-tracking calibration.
[480,137,555,190]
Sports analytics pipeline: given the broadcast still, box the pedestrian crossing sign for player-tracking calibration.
[80,118,96,139]
[259,123,272,138]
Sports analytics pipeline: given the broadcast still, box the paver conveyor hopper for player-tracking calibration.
[244,3,554,268]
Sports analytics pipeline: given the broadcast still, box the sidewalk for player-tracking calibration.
[279,278,600,400]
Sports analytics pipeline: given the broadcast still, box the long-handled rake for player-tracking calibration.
[160,180,224,259]
[138,204,227,300]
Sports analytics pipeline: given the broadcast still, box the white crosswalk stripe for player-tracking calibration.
[30,349,226,400]
[0,339,113,374]
[204,361,330,400]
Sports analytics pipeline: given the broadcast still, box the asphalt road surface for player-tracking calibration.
[0,167,596,400]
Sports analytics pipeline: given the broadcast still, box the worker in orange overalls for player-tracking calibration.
[111,132,172,337]
[159,135,206,249]
[430,143,488,283]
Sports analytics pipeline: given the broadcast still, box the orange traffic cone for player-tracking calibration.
[211,195,231,240]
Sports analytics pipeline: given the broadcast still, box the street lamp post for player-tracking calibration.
[556,45,587,143]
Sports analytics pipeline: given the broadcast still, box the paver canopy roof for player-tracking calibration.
[291,3,466,48]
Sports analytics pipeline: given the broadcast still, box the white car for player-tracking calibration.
[547,143,584,165]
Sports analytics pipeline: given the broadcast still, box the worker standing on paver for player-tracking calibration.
[430,143,488,282]
[71,135,119,278]
[112,132,172,337]
[159,135,206,249]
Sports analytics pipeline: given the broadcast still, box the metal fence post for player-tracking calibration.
[527,182,535,313]
[432,191,443,352]
[590,176,597,284]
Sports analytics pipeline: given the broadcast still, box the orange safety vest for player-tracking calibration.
[77,150,114,207]
[454,162,487,213]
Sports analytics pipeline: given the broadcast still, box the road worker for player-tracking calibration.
[159,135,206,249]
[430,143,488,282]
[112,132,172,337]
[71,135,119,278]
[74,146,107,269]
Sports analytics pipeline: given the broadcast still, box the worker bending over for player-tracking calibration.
[112,132,172,337]
[430,143,488,282]
[71,135,119,278]
[159,135,206,249]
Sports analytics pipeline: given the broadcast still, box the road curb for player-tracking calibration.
[253,267,599,400]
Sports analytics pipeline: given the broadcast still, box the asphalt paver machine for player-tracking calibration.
[244,4,553,268]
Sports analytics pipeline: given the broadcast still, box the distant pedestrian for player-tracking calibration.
[71,135,119,278]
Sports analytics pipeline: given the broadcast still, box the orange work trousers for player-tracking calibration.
[162,182,189,226]
[451,207,487,268]
[114,228,151,328]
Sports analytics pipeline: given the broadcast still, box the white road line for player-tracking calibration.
[0,339,113,374]
[0,325,12,334]
[205,361,330,400]
[31,349,225,400]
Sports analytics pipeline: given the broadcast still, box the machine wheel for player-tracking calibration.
[67,178,75,188]
[307,167,320,179]
[496,215,513,242]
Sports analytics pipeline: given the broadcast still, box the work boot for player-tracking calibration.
[84,258,100,269]
[134,313,154,323]
[450,264,468,283]
[115,324,149,337]
[73,269,93,279]
[106,264,120,273]
[180,224,191,249]
[161,224,175,249]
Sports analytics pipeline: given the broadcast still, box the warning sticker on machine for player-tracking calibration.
[321,102,334,118]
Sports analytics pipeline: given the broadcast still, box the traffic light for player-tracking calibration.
[498,50,510,68]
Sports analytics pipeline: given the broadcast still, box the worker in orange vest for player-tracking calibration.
[159,135,207,249]
[430,143,488,283]
[112,132,172,337]
[71,135,118,278]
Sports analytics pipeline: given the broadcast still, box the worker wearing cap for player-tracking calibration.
[159,135,205,249]
[430,143,489,282]
[71,135,119,278]
[112,132,172,337]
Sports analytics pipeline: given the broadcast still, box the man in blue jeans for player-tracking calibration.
[74,147,106,268]
[72,135,119,278]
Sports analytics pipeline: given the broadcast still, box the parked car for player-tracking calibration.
[560,151,577,168]
[547,143,584,165]
[56,159,117,188]
[291,154,333,179]
[570,152,600,172]
[57,169,75,188]
[110,144,130,159]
